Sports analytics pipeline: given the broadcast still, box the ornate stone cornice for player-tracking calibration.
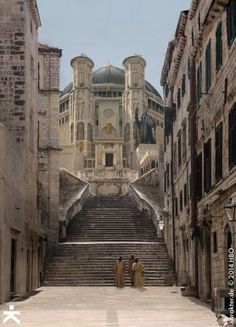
[160,40,175,86]
[30,0,41,28]
[189,0,199,20]
[169,36,186,87]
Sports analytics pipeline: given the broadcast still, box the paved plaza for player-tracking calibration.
[0,286,218,327]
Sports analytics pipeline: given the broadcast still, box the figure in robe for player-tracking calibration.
[132,258,144,287]
[128,255,135,286]
[114,257,125,288]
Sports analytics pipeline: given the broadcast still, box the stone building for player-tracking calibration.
[37,43,62,273]
[0,0,41,303]
[59,55,164,192]
[0,0,61,303]
[161,0,236,309]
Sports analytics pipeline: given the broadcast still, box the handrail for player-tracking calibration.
[129,183,162,239]
[59,184,90,242]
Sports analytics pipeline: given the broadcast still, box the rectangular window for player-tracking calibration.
[184,183,188,207]
[205,40,212,92]
[216,22,223,71]
[229,104,236,169]
[175,198,178,217]
[182,74,186,97]
[166,163,170,188]
[178,133,182,167]
[215,123,223,182]
[164,171,167,192]
[213,232,218,253]
[182,122,187,162]
[173,142,177,177]
[180,191,183,212]
[196,62,202,106]
[177,88,181,109]
[196,153,202,199]
[227,0,236,46]
[204,139,212,193]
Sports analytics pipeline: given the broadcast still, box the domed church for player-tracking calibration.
[59,54,164,191]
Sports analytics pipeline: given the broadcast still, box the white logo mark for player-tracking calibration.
[3,305,21,325]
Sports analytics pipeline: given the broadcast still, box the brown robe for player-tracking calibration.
[132,262,144,287]
[114,261,125,288]
[128,258,135,286]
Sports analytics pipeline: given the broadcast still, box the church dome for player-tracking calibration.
[61,63,162,100]
[92,64,125,85]
[92,63,161,99]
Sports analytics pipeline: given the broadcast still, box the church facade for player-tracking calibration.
[59,55,164,180]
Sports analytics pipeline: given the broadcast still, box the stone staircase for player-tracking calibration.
[44,195,175,286]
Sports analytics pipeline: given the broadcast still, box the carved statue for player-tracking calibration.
[135,111,156,144]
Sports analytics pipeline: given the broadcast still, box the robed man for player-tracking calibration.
[128,255,135,286]
[132,258,144,287]
[114,257,125,288]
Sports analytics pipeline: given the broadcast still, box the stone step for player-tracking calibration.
[44,195,174,287]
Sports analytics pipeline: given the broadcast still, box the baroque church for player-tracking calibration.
[58,54,164,181]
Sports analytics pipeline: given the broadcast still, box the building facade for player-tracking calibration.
[37,44,62,260]
[0,0,41,303]
[0,1,61,303]
[59,55,164,182]
[161,0,236,308]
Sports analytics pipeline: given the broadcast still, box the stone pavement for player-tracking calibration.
[0,287,218,327]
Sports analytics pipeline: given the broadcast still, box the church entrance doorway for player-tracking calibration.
[105,153,113,167]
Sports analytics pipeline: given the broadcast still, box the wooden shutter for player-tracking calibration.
[229,105,236,169]
[205,41,212,92]
[215,123,223,181]
[216,22,223,71]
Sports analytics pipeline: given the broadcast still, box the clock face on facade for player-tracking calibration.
[103,109,114,118]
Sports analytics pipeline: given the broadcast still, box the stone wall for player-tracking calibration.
[0,124,39,303]
[0,0,41,303]
[38,44,62,249]
[161,0,236,305]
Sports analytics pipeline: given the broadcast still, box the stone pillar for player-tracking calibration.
[122,55,146,169]
[70,55,94,172]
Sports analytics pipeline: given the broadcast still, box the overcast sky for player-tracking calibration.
[37,0,191,95]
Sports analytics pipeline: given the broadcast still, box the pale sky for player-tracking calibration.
[37,0,191,95]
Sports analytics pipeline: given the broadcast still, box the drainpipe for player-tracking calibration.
[189,57,199,297]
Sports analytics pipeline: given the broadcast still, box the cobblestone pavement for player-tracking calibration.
[0,287,218,327]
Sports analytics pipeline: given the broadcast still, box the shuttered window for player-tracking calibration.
[215,123,223,182]
[196,153,203,200]
[227,0,236,46]
[216,22,223,71]
[182,74,186,97]
[180,191,183,212]
[177,88,181,109]
[204,139,212,193]
[184,183,188,207]
[229,105,236,169]
[178,133,182,167]
[205,41,212,92]
[196,62,202,106]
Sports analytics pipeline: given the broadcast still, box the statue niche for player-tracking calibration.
[77,122,84,140]
[135,111,156,144]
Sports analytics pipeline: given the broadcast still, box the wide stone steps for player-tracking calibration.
[44,196,174,286]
